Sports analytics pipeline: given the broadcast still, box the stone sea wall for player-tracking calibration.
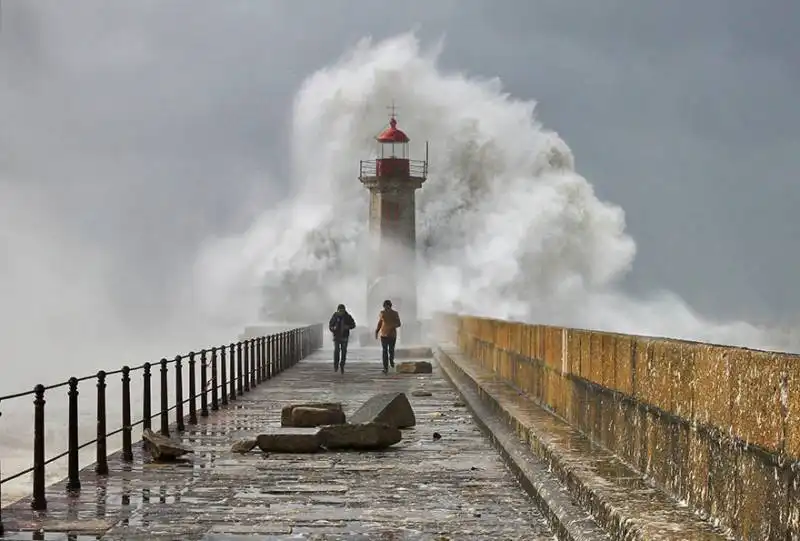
[434,313,800,539]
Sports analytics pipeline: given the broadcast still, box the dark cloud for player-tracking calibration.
[1,0,798,361]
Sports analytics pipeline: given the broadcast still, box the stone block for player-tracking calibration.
[317,423,402,450]
[142,429,193,461]
[693,345,732,431]
[497,349,511,380]
[730,349,784,451]
[562,376,576,423]
[519,357,535,396]
[787,467,800,540]
[589,332,604,385]
[543,326,563,372]
[290,406,346,428]
[735,451,788,540]
[280,402,343,427]
[578,330,592,380]
[531,358,545,401]
[508,352,520,389]
[587,387,602,441]
[256,428,322,453]
[566,329,581,376]
[686,427,710,516]
[509,323,522,355]
[614,398,637,467]
[630,403,649,473]
[520,323,532,358]
[600,333,616,389]
[644,340,672,411]
[633,338,654,404]
[667,421,690,500]
[396,361,433,374]
[495,320,510,350]
[707,438,738,532]
[644,410,672,484]
[349,392,416,429]
[597,393,618,450]
[613,334,634,395]
[530,325,542,360]
[570,377,590,432]
[785,355,800,458]
[667,341,693,418]
[230,439,257,454]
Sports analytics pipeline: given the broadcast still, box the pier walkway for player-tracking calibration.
[1,349,555,540]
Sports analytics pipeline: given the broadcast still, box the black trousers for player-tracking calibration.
[333,338,349,368]
[380,336,397,370]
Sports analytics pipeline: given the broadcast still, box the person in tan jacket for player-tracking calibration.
[374,299,401,374]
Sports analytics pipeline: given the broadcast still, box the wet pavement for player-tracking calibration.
[1,349,556,540]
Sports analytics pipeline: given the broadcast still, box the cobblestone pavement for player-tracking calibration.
[2,349,556,540]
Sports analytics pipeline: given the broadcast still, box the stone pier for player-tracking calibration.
[1,349,558,540]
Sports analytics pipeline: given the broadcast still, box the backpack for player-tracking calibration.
[331,313,347,339]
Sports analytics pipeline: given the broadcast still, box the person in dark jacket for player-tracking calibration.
[329,303,356,373]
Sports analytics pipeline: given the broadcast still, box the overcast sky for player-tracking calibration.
[2,0,799,335]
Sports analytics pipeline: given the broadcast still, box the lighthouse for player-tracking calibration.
[359,105,428,344]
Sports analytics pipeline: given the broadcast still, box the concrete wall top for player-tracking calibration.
[435,312,800,459]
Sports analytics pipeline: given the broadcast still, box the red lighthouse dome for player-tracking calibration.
[376,117,410,144]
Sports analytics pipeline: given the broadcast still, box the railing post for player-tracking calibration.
[159,359,169,436]
[31,384,46,511]
[175,355,184,431]
[279,332,285,373]
[261,337,267,381]
[142,363,152,434]
[66,377,81,491]
[229,344,236,400]
[284,332,289,370]
[259,336,269,381]
[249,339,256,389]
[96,371,108,476]
[262,337,267,381]
[293,330,298,365]
[254,338,261,384]
[261,337,267,380]
[188,352,197,424]
[220,346,228,406]
[200,350,209,417]
[121,367,133,462]
[276,333,282,373]
[211,348,219,411]
[237,342,243,395]
[266,335,272,380]
[242,340,249,393]
[274,333,279,373]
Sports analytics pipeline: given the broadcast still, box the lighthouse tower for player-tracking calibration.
[359,106,428,344]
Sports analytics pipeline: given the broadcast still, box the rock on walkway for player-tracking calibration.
[4,349,556,540]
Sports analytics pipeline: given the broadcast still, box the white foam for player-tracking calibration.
[193,32,798,353]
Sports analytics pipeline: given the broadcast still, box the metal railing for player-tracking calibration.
[359,158,428,180]
[0,323,323,531]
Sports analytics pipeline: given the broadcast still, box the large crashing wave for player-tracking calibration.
[193,33,795,352]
